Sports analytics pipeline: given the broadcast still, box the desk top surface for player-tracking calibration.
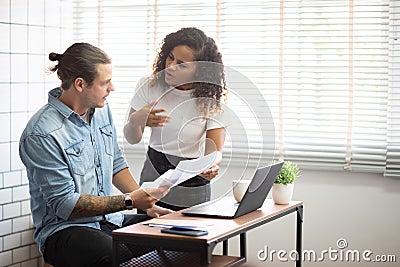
[113,199,303,242]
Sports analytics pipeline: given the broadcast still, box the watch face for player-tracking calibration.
[125,200,133,208]
[125,194,133,210]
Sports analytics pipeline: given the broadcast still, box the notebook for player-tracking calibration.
[182,161,284,219]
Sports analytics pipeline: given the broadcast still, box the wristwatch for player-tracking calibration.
[124,193,133,210]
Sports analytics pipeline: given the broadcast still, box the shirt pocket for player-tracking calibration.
[100,124,113,156]
[65,140,91,176]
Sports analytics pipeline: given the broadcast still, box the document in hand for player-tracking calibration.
[141,151,220,190]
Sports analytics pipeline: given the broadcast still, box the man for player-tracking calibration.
[19,43,171,267]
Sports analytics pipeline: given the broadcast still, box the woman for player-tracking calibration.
[124,27,229,211]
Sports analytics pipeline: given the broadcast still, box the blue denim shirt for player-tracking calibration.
[19,88,129,254]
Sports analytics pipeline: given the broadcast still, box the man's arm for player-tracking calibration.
[70,168,132,218]
[70,168,169,218]
[70,194,125,218]
[113,167,172,217]
[112,167,139,193]
[70,189,166,218]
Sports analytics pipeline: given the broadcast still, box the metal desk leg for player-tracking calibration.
[199,243,217,266]
[296,205,303,267]
[223,240,228,255]
[240,233,247,259]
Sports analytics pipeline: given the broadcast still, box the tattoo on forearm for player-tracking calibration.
[70,194,125,218]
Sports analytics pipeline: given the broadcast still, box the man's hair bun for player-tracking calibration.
[49,52,63,61]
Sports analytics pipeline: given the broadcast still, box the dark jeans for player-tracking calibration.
[43,214,152,267]
[145,146,209,187]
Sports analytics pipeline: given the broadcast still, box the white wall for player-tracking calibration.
[0,1,72,266]
[241,169,400,266]
[126,154,400,266]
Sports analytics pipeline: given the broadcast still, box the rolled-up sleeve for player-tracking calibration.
[20,134,80,220]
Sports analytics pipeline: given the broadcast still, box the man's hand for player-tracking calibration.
[131,186,170,210]
[146,205,173,218]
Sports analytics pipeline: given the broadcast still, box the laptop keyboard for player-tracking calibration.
[202,200,239,215]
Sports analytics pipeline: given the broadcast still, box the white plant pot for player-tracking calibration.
[272,183,294,205]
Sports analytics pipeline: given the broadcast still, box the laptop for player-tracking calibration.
[182,161,284,219]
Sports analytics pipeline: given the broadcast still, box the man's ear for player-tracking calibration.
[74,77,85,93]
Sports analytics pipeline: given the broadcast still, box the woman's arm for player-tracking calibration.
[200,127,226,180]
[123,103,169,144]
[205,127,226,155]
[123,108,145,144]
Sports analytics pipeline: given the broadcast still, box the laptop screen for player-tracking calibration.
[234,161,283,217]
[182,161,283,218]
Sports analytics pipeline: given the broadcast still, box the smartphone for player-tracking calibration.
[161,227,208,236]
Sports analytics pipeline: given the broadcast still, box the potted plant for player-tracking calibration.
[272,160,301,204]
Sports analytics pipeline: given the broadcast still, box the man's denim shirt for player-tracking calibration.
[19,88,129,254]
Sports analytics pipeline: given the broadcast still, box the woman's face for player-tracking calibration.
[164,45,197,90]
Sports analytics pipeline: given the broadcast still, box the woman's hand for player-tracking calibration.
[199,163,220,180]
[138,101,170,127]
[198,151,222,180]
[124,101,170,144]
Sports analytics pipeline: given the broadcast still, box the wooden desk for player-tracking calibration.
[112,200,303,267]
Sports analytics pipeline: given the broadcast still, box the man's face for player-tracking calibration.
[83,63,115,109]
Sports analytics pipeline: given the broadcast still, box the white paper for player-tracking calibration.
[141,151,220,189]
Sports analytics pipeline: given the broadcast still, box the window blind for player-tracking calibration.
[72,0,398,176]
[386,0,400,177]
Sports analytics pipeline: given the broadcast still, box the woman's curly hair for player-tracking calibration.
[152,27,227,115]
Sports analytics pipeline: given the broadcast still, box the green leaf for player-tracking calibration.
[274,161,301,185]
